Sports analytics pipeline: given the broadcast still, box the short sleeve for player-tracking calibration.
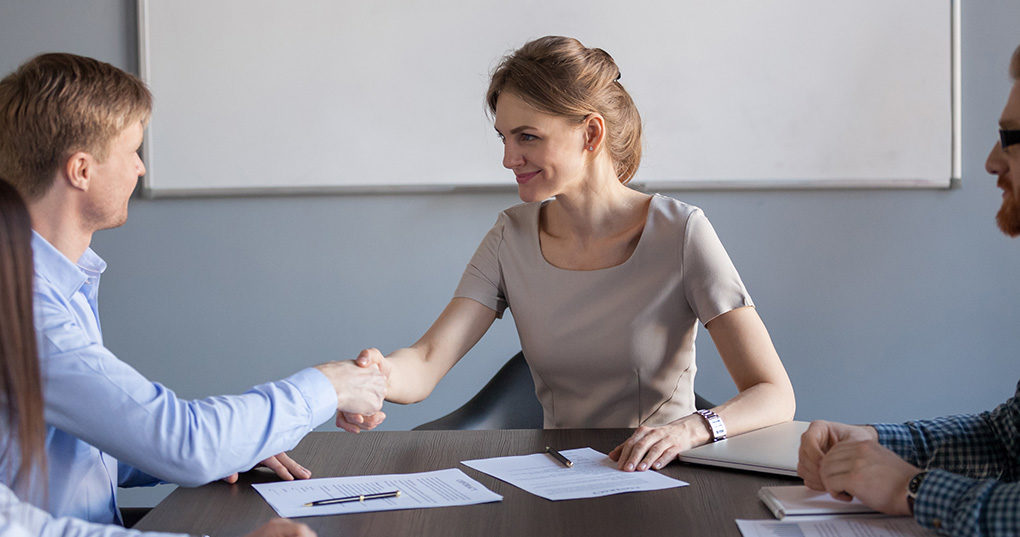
[681,209,754,325]
[454,213,508,317]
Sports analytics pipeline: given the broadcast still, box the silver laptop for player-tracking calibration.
[677,420,808,477]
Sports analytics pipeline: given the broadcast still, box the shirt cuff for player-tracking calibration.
[913,469,985,535]
[286,367,338,428]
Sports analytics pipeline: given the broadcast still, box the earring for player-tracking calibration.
[588,146,594,151]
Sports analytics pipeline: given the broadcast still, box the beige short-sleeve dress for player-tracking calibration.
[454,194,753,428]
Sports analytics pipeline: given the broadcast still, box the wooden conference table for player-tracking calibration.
[135,429,799,536]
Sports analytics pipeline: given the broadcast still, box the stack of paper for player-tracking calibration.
[758,485,876,519]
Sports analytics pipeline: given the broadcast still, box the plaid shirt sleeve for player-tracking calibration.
[872,381,1020,536]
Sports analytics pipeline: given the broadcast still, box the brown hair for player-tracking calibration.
[487,36,643,184]
[1012,44,1020,80]
[0,178,46,495]
[0,53,152,200]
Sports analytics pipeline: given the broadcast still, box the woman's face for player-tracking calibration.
[494,92,589,202]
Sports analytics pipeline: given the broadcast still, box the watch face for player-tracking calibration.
[908,471,927,494]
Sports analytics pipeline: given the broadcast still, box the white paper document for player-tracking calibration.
[252,468,502,518]
[461,447,688,501]
[736,515,940,537]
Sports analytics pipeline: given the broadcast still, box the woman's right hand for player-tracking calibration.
[244,518,316,537]
[355,347,392,376]
[343,298,498,408]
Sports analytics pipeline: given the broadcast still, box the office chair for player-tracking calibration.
[414,351,541,430]
[413,352,716,430]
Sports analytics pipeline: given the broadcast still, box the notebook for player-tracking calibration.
[758,485,877,519]
[677,420,809,476]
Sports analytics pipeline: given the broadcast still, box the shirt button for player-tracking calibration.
[932,519,942,529]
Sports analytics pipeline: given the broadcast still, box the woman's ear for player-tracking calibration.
[583,114,606,152]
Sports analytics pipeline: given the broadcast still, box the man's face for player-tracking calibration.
[83,121,146,231]
[987,81,1020,236]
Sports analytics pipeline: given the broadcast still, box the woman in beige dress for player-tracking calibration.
[350,36,795,472]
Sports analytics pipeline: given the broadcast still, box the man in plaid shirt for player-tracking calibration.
[797,44,1020,537]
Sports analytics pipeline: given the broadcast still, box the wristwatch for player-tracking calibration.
[906,471,928,514]
[695,409,727,442]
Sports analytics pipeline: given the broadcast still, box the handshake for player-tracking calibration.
[313,348,393,433]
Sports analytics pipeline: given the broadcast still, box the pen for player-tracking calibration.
[545,446,573,468]
[303,490,401,507]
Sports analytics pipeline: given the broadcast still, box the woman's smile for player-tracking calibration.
[515,170,540,184]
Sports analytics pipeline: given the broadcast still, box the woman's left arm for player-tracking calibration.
[609,306,795,471]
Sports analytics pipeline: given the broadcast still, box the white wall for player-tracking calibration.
[2,0,1018,507]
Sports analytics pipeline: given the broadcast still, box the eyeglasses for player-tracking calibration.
[1002,129,1020,150]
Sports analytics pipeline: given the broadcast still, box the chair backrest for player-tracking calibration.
[414,352,542,430]
[413,351,717,430]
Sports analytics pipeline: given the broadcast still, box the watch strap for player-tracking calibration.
[906,470,928,515]
[695,409,727,442]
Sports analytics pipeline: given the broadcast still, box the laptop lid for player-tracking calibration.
[677,420,809,477]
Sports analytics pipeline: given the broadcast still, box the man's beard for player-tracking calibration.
[996,191,1020,237]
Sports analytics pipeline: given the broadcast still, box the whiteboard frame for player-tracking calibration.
[137,0,961,198]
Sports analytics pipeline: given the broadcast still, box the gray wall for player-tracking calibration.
[3,0,1019,507]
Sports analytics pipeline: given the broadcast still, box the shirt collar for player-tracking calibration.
[31,231,107,300]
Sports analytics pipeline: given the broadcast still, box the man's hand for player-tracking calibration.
[798,420,877,490]
[817,439,918,515]
[332,348,394,433]
[314,359,387,417]
[222,452,311,484]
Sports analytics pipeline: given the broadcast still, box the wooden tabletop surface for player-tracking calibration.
[135,429,800,536]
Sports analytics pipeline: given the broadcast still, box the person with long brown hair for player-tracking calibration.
[352,36,795,471]
[0,178,315,536]
[0,180,46,500]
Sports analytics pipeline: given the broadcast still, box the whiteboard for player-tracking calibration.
[138,0,957,196]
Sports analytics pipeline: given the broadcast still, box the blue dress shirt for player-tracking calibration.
[28,232,338,524]
[0,482,184,537]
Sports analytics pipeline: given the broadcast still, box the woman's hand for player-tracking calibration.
[355,347,393,377]
[608,414,709,471]
[335,410,387,434]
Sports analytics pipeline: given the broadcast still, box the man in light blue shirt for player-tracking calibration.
[0,53,389,525]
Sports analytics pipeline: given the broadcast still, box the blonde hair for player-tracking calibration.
[0,53,151,200]
[487,36,643,184]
